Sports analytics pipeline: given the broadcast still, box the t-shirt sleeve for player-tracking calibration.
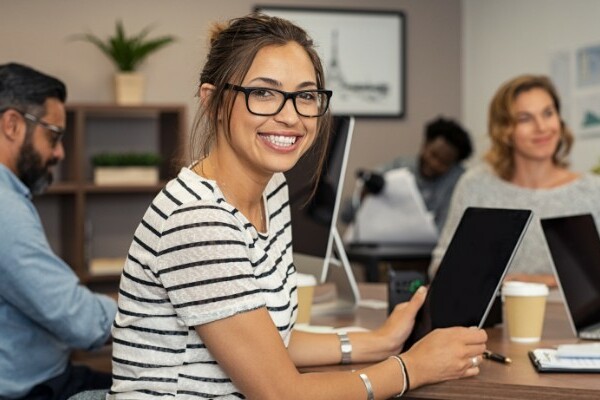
[156,201,265,327]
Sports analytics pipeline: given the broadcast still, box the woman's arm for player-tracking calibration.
[196,287,487,400]
[288,286,427,367]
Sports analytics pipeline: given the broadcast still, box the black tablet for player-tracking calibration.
[403,207,533,350]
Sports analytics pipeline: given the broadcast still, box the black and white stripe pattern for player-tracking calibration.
[109,168,297,399]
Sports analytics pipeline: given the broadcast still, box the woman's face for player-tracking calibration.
[510,88,561,164]
[224,42,319,178]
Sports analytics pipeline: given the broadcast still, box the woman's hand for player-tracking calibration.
[401,326,488,389]
[373,286,428,354]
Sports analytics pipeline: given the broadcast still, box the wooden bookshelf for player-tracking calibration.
[34,103,187,291]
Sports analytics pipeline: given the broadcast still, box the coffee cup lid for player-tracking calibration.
[502,281,549,296]
[297,273,317,287]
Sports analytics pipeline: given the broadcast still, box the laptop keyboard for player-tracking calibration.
[581,322,600,340]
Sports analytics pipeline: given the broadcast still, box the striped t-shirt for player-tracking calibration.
[109,168,298,399]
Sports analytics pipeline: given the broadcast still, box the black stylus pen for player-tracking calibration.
[484,350,512,364]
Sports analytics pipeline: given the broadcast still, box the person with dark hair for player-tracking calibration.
[378,117,472,230]
[343,116,472,232]
[0,63,117,399]
[429,74,600,287]
[423,117,473,168]
[108,13,487,400]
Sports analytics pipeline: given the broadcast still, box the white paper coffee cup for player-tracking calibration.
[502,281,549,343]
[296,273,317,324]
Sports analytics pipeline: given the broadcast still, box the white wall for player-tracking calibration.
[463,0,600,172]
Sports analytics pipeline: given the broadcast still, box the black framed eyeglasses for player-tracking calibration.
[224,83,332,118]
[4,108,65,148]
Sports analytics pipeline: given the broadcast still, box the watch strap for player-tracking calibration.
[337,331,352,364]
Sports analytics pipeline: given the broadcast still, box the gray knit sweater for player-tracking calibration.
[430,163,600,277]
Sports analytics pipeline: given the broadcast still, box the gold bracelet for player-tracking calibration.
[358,373,375,400]
[389,355,407,398]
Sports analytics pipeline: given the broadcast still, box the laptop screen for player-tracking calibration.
[404,207,532,349]
[541,214,600,333]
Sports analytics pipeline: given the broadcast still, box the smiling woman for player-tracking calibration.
[430,74,600,288]
[108,13,489,400]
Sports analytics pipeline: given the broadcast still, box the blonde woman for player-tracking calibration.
[430,74,600,287]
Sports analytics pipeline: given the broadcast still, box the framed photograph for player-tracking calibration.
[255,6,406,118]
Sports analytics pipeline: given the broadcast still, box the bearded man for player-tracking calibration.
[0,63,116,400]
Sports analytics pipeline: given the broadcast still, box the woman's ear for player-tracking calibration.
[200,82,225,122]
[199,83,216,105]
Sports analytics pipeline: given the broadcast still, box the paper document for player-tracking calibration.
[556,343,600,358]
[352,168,438,244]
[529,348,600,372]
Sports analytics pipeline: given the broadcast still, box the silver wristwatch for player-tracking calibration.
[337,331,352,364]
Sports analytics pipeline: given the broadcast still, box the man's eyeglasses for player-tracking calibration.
[8,108,65,148]
[224,83,332,118]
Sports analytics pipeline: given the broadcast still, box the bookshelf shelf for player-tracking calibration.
[35,103,186,291]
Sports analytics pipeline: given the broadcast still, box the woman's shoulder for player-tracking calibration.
[457,163,498,187]
[580,171,600,183]
[159,167,231,217]
[265,172,289,200]
[575,172,600,192]
[268,172,287,188]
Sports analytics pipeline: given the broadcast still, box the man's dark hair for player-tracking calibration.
[0,62,67,113]
[424,117,472,161]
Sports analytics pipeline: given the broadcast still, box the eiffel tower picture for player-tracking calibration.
[326,29,389,103]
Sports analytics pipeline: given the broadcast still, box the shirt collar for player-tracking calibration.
[0,164,32,199]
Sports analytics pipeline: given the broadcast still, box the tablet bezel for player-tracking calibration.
[403,207,533,350]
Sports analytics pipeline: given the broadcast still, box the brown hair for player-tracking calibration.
[485,74,573,180]
[190,13,332,189]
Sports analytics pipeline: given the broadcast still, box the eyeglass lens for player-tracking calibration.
[23,113,64,148]
[247,88,329,117]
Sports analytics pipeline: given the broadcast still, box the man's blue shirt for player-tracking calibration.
[0,164,117,398]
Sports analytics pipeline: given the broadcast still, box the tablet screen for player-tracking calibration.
[403,207,532,350]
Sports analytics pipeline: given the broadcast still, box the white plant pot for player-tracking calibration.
[114,72,145,105]
[94,166,159,186]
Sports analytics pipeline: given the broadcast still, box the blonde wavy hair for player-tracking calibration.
[485,74,574,180]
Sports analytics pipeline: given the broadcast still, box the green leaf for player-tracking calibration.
[91,152,162,167]
[71,20,176,72]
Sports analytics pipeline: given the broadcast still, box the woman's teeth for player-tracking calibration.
[263,135,297,147]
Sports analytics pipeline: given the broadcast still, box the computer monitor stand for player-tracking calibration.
[311,227,361,315]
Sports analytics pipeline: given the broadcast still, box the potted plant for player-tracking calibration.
[74,20,175,104]
[92,152,162,185]
[593,159,600,175]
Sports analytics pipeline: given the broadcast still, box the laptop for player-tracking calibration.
[403,207,533,349]
[541,214,600,340]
